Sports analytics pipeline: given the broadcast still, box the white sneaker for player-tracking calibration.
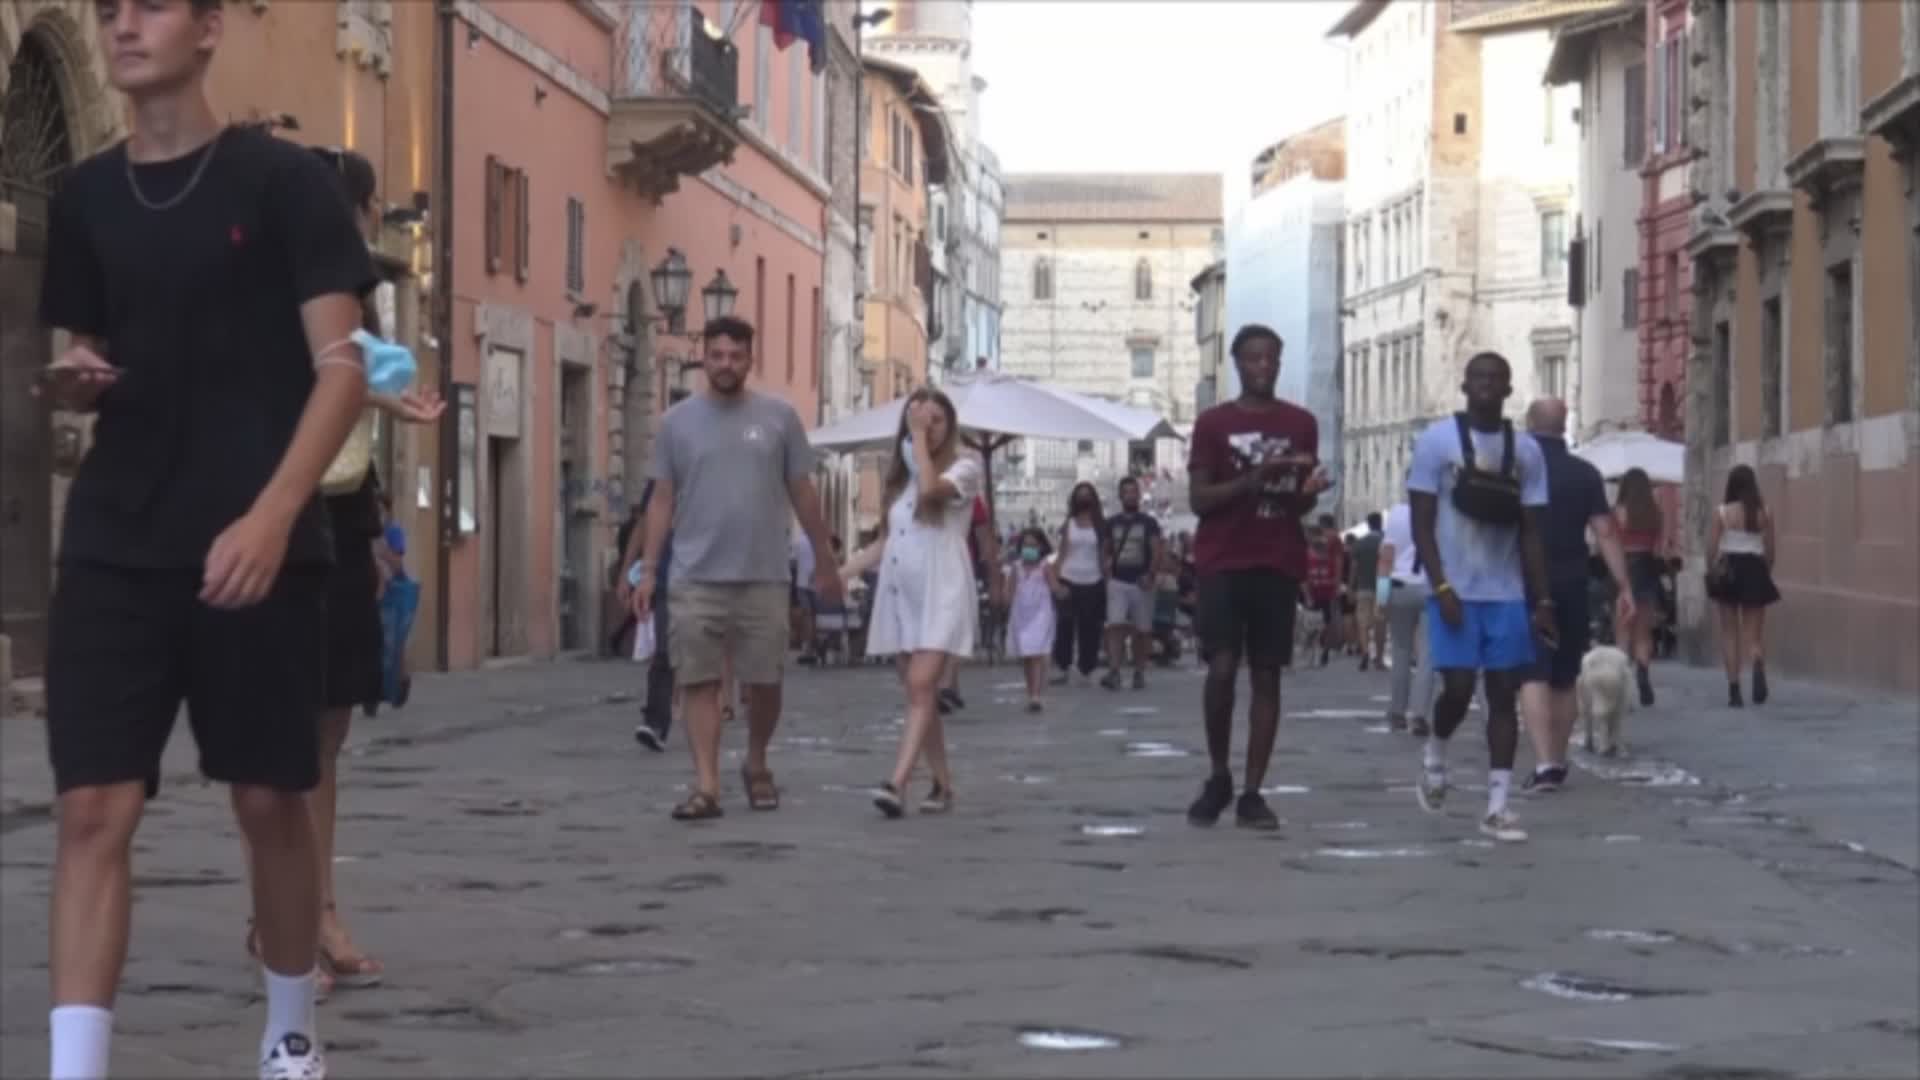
[261,1034,325,1080]
[1416,768,1449,814]
[1480,809,1529,843]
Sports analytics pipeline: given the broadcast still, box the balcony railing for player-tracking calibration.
[617,2,739,114]
[607,1,741,200]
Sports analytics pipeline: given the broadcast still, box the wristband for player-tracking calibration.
[1434,582,1454,596]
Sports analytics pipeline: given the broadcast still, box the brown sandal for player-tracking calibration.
[670,791,724,821]
[319,906,384,988]
[741,766,781,811]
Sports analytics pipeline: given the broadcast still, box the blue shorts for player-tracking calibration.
[1426,598,1536,673]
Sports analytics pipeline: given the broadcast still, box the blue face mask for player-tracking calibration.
[354,329,417,396]
[1021,545,1042,563]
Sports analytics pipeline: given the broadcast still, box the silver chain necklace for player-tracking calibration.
[124,128,224,211]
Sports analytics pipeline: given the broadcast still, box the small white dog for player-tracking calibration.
[1577,645,1634,756]
[1294,602,1327,666]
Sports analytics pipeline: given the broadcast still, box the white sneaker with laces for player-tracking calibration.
[1480,809,1528,843]
[1416,769,1449,814]
[261,1033,325,1080]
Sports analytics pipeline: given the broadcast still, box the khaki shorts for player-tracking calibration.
[1354,589,1378,627]
[667,582,789,687]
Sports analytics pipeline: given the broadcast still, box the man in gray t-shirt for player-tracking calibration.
[625,317,841,821]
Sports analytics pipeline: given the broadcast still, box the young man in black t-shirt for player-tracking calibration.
[1100,476,1164,690]
[35,2,374,1077]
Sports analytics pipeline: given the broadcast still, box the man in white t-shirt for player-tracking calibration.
[1378,501,1435,736]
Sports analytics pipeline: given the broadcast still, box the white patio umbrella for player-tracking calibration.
[809,373,1181,528]
[1575,430,1685,485]
[809,372,1181,451]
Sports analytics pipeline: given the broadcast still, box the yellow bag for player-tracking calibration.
[321,412,375,495]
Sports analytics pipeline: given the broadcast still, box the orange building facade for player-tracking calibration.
[1688,0,1920,692]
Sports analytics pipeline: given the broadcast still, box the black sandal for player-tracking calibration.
[872,782,904,819]
[670,791,724,821]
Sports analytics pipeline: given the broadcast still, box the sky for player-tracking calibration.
[969,0,1350,213]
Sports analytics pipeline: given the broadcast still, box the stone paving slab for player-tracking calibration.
[1,656,1915,1077]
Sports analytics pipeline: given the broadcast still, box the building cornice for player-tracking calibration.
[1862,74,1920,158]
[1726,189,1794,248]
[1684,225,1740,273]
[1784,136,1866,209]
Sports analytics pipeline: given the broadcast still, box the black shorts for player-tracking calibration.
[45,562,327,797]
[1523,577,1591,690]
[1196,570,1299,668]
[325,531,384,709]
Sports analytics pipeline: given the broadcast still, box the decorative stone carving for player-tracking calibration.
[336,0,393,79]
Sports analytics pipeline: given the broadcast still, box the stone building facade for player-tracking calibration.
[1687,0,1920,692]
[1332,0,1584,519]
[1546,0,1648,441]
[997,173,1221,526]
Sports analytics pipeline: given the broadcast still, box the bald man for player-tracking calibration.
[1517,399,1635,793]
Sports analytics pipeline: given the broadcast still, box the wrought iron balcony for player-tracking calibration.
[608,4,741,202]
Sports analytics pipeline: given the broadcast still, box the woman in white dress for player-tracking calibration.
[840,390,983,817]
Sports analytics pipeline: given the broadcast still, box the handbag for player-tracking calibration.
[1450,413,1522,527]
[321,412,375,495]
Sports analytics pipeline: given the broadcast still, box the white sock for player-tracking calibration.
[261,967,319,1059]
[1422,737,1448,774]
[50,1005,113,1080]
[1488,769,1513,815]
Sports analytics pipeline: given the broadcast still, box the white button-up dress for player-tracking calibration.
[865,457,983,658]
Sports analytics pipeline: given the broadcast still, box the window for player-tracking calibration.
[904,117,915,184]
[1670,30,1688,150]
[787,42,804,154]
[1033,257,1053,301]
[1826,261,1854,424]
[483,155,529,281]
[1134,258,1152,301]
[564,196,585,296]
[1623,62,1645,165]
[1622,267,1639,328]
[1130,346,1155,378]
[755,24,771,133]
[812,71,826,175]
[1664,253,1680,317]
[1651,39,1669,153]
[1538,353,1567,400]
[935,202,946,243]
[810,286,821,389]
[1761,296,1783,437]
[1712,321,1732,446]
[1539,210,1567,279]
[1544,87,1557,144]
[784,273,796,383]
[754,256,766,372]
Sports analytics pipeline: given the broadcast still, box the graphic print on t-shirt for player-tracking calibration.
[1225,431,1306,519]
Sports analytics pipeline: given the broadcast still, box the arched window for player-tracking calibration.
[1033,257,1053,301]
[1134,258,1153,301]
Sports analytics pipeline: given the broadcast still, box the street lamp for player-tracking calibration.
[701,269,738,324]
[649,249,693,333]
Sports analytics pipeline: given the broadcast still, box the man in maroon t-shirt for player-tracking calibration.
[1184,324,1330,830]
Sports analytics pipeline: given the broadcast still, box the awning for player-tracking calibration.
[1544,0,1643,87]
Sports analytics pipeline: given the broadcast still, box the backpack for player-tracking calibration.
[1450,413,1522,527]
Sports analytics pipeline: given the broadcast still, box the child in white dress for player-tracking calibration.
[839,390,982,818]
[1004,527,1059,713]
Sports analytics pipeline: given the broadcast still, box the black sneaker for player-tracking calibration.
[1636,663,1656,707]
[1387,713,1408,732]
[1522,766,1567,794]
[1131,670,1147,691]
[1409,716,1430,737]
[1235,791,1280,830]
[1751,663,1769,705]
[633,724,665,752]
[937,688,965,713]
[1099,670,1122,691]
[1186,774,1234,827]
[1728,682,1744,708]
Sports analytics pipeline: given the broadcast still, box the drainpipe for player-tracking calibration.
[432,0,457,672]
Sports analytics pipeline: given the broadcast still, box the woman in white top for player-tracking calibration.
[1050,482,1110,685]
[1377,502,1435,735]
[1705,464,1781,707]
[841,390,983,817]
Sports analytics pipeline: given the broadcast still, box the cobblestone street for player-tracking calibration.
[3,656,1916,1078]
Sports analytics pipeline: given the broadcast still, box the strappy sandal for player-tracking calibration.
[920,783,953,815]
[872,782,904,819]
[741,766,781,811]
[670,791,724,821]
[318,905,384,988]
[246,920,334,999]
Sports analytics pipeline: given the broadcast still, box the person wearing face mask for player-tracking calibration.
[1004,527,1061,713]
[1051,482,1111,686]
[839,390,983,818]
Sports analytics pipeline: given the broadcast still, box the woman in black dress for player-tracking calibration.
[1705,464,1781,707]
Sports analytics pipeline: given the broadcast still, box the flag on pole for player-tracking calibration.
[759,0,828,74]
